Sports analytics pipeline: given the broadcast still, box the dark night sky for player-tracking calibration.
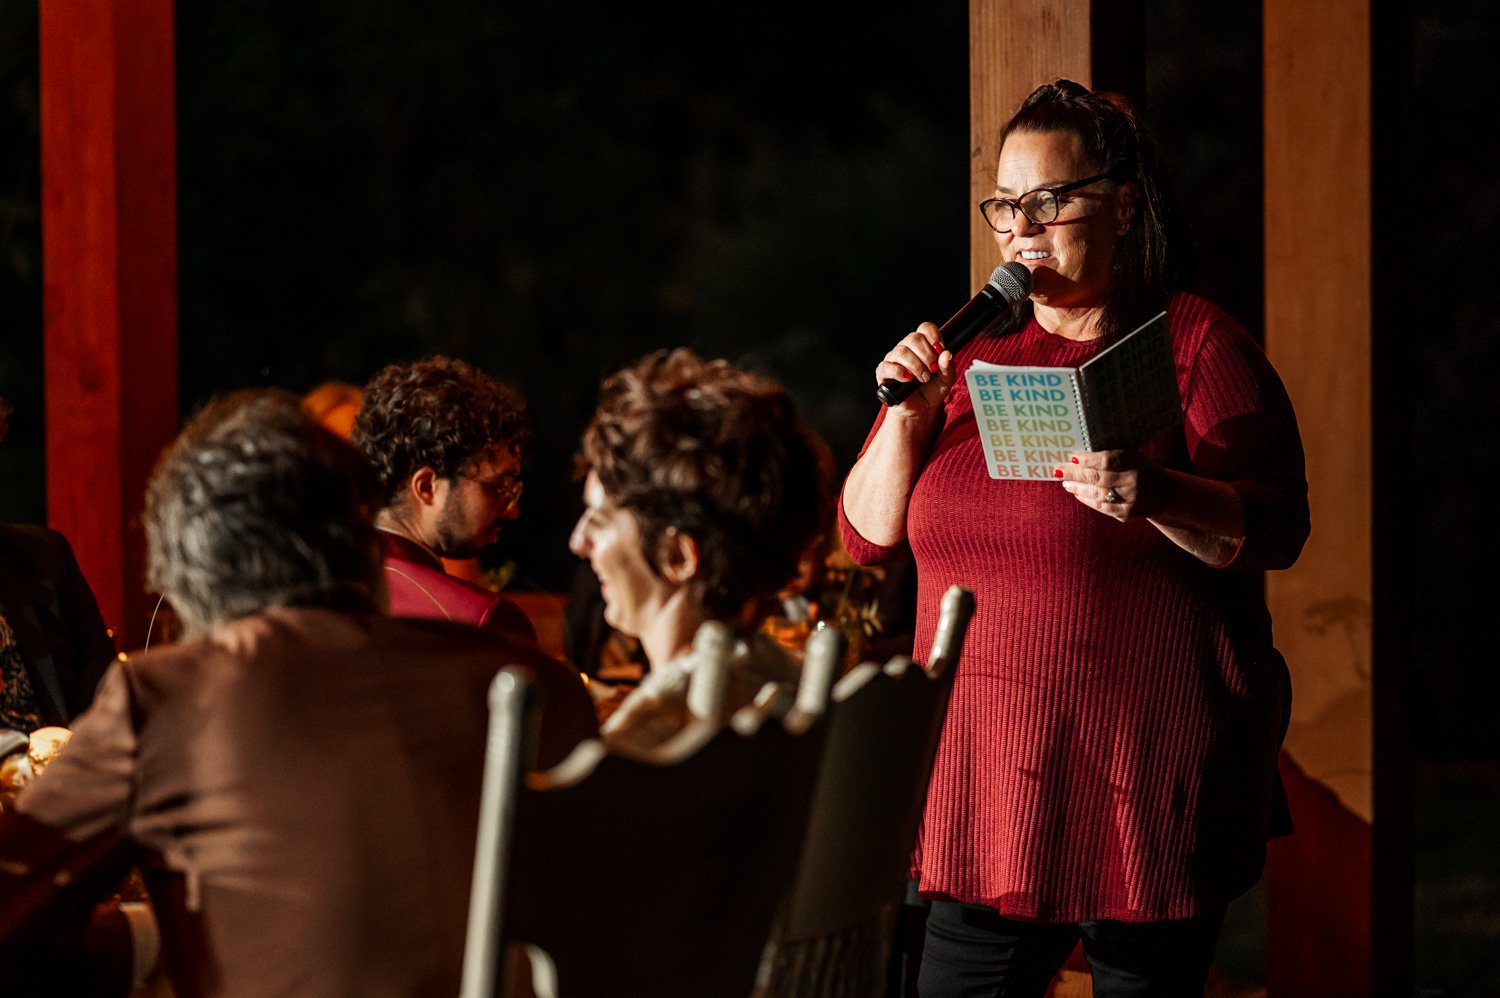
[1,2,1496,760]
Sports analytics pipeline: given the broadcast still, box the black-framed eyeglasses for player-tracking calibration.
[978,169,1125,234]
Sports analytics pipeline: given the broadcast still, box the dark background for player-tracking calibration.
[2,2,1497,989]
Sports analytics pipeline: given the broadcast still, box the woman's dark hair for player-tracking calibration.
[146,389,382,636]
[997,78,1192,339]
[578,349,830,622]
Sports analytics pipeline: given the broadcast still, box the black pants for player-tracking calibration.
[917,900,1225,998]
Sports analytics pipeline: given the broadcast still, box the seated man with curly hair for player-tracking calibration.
[569,348,831,751]
[353,357,542,641]
[354,357,595,757]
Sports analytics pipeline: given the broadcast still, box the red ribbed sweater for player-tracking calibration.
[839,293,1309,922]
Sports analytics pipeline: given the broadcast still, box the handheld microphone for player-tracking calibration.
[875,261,1032,407]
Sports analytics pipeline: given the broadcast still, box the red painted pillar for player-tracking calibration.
[39,0,178,649]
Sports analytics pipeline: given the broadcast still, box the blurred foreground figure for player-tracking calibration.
[0,390,591,996]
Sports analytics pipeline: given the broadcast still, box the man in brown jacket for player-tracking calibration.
[0,390,595,996]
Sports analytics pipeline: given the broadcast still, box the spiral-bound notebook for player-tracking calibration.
[964,311,1179,480]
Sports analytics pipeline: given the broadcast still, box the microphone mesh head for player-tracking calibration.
[987,261,1033,301]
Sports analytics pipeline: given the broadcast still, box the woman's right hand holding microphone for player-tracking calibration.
[876,321,956,416]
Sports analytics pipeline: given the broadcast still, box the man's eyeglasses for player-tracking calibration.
[978,169,1125,234]
[473,472,523,507]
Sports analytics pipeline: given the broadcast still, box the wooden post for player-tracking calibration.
[968,6,1144,994]
[40,0,179,650]
[1263,0,1411,993]
[969,0,1142,292]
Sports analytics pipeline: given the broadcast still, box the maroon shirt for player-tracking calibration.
[839,293,1309,921]
[379,531,538,645]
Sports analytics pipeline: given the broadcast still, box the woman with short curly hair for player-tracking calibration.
[569,348,829,751]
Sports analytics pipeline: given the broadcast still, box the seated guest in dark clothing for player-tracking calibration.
[0,398,117,733]
[0,390,595,996]
[352,356,541,643]
[0,528,116,734]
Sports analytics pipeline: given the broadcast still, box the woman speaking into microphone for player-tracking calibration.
[839,80,1310,996]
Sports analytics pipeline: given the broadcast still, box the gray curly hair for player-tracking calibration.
[146,389,382,637]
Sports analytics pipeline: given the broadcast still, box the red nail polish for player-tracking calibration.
[929,362,940,374]
[1070,456,1079,464]
[1052,468,1064,479]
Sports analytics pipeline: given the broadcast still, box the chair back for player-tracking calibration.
[755,585,975,997]
[462,624,843,998]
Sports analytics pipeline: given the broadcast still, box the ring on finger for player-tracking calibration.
[1104,487,1122,503]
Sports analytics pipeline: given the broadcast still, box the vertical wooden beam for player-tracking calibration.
[40,0,179,650]
[1263,0,1410,993]
[969,0,1142,292]
[967,6,1144,994]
